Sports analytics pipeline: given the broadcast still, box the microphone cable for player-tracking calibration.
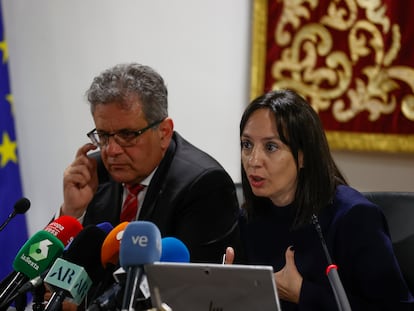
[311,214,352,311]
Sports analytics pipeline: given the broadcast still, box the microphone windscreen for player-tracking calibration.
[101,222,129,268]
[12,231,64,279]
[13,197,31,214]
[63,225,107,284]
[44,257,92,305]
[44,216,83,246]
[119,221,161,268]
[160,237,190,263]
[96,222,114,234]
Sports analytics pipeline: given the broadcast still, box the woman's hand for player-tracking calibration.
[274,246,303,304]
[223,246,235,264]
[224,245,303,304]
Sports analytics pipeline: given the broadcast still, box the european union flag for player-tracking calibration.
[0,4,29,281]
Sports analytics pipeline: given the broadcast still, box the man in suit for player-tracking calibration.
[60,62,242,263]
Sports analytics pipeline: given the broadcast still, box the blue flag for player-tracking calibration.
[0,4,29,281]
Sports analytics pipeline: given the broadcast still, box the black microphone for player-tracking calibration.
[312,214,352,311]
[0,198,30,232]
[85,222,129,311]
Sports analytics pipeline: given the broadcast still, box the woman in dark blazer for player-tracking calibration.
[225,89,413,310]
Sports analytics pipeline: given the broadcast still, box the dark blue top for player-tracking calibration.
[240,185,414,310]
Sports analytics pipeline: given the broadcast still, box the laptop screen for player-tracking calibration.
[144,262,281,311]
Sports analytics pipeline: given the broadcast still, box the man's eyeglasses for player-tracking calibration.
[87,119,164,148]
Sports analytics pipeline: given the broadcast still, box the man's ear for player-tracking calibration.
[158,117,174,148]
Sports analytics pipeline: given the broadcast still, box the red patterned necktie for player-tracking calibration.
[120,184,145,222]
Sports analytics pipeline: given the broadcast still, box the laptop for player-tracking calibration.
[144,262,281,311]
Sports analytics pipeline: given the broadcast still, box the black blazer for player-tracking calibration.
[85,132,242,263]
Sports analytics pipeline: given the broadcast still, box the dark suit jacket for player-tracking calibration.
[85,132,242,263]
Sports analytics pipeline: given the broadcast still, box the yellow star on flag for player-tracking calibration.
[0,37,9,63]
[6,93,14,115]
[0,132,18,167]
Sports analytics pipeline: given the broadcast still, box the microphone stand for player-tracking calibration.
[145,287,172,311]
[154,288,172,311]
[0,211,17,232]
[0,198,30,232]
[312,214,352,311]
[32,284,46,311]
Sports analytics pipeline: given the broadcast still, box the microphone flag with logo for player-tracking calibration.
[120,221,161,311]
[0,2,29,283]
[0,216,83,309]
[44,225,107,310]
[0,231,64,307]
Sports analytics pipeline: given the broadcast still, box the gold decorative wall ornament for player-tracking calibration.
[251,0,414,152]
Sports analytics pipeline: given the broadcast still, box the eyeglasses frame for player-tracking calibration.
[87,119,165,147]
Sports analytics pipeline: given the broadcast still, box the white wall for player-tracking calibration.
[2,1,413,236]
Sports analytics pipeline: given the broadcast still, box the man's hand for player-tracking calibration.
[44,287,79,311]
[61,143,98,218]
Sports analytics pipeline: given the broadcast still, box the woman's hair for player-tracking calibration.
[85,63,168,123]
[240,89,347,228]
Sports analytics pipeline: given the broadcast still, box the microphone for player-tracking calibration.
[12,269,49,298]
[83,222,129,311]
[312,214,352,311]
[44,215,84,247]
[113,237,191,284]
[15,221,109,301]
[0,216,83,309]
[144,237,190,310]
[0,231,64,308]
[0,197,30,232]
[43,225,107,311]
[101,222,129,269]
[96,222,114,235]
[87,235,189,311]
[0,272,15,295]
[5,216,84,294]
[159,237,190,263]
[120,221,161,311]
